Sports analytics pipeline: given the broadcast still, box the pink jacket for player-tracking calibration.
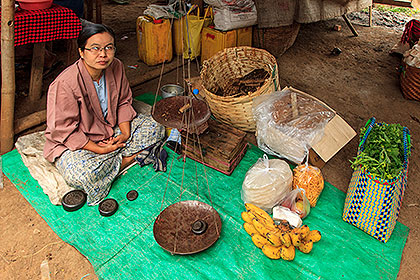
[43,58,137,162]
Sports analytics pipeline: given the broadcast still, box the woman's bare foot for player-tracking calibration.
[120,150,143,171]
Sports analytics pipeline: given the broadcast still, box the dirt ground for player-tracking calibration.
[1,1,420,279]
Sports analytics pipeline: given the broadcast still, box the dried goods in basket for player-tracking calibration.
[200,47,279,132]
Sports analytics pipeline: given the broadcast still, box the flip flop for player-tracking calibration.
[110,0,129,5]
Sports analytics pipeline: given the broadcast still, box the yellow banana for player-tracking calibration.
[252,233,269,249]
[245,203,276,229]
[252,218,271,237]
[279,232,292,248]
[297,225,310,239]
[262,244,281,259]
[241,211,254,224]
[298,240,313,254]
[266,232,282,247]
[290,232,301,247]
[243,222,258,236]
[304,230,322,243]
[280,244,295,261]
[276,221,292,233]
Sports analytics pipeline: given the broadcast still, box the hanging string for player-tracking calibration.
[152,15,175,117]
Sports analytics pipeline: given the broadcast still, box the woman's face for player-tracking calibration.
[79,32,115,74]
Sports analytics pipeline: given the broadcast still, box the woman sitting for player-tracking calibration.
[44,22,165,205]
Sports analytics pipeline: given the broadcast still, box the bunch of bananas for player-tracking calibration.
[241,203,322,260]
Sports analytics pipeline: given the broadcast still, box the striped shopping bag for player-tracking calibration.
[343,118,411,243]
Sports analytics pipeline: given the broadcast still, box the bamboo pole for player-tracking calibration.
[1,0,16,153]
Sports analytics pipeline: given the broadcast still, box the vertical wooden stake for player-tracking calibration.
[66,39,79,66]
[29,42,45,103]
[96,0,102,23]
[1,0,16,153]
[369,5,373,27]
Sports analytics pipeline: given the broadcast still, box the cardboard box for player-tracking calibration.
[286,87,356,168]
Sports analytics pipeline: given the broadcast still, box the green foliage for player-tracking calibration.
[350,122,411,180]
[373,4,420,16]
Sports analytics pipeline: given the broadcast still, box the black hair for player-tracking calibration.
[77,20,116,50]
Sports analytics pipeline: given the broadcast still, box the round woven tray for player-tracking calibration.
[400,62,420,101]
[200,47,279,132]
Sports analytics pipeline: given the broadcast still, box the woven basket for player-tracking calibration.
[200,47,279,132]
[400,62,420,101]
[253,22,301,57]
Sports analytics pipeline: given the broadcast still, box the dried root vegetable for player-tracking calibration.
[292,165,324,207]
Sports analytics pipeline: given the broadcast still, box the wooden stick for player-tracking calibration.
[368,5,372,27]
[14,110,47,134]
[342,14,359,37]
[66,39,78,66]
[85,0,93,22]
[29,42,45,103]
[1,0,16,153]
[291,91,298,118]
[96,0,102,24]
[179,103,191,113]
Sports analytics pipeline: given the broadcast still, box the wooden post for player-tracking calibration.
[342,14,359,37]
[29,42,45,103]
[96,0,102,23]
[85,0,93,22]
[1,0,16,153]
[369,5,373,27]
[66,39,79,66]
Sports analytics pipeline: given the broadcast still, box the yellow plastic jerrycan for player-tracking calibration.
[136,16,173,66]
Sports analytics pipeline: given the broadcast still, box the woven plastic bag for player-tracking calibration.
[182,5,212,59]
[241,155,292,212]
[253,88,335,164]
[343,118,411,243]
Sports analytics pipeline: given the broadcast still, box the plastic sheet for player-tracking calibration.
[241,155,292,212]
[253,89,335,164]
[2,145,409,280]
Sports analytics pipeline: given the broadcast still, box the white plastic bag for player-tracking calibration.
[204,0,255,9]
[213,5,257,31]
[253,88,335,164]
[241,155,292,212]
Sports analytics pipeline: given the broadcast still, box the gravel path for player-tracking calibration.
[348,9,420,31]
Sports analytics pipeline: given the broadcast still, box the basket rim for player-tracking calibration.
[200,47,279,102]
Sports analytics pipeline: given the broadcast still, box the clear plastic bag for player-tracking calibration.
[252,88,335,164]
[241,155,292,213]
[279,188,311,219]
[293,163,324,207]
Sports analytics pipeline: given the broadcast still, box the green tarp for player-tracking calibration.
[2,143,408,280]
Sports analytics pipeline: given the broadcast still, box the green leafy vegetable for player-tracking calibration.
[350,122,411,180]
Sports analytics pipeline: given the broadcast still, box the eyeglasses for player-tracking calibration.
[84,45,116,55]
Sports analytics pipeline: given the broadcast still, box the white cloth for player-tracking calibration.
[254,0,371,28]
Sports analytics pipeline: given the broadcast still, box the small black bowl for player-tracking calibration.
[99,198,119,217]
[126,190,139,201]
[62,190,87,212]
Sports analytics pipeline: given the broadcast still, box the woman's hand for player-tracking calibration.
[113,133,130,145]
[83,139,125,154]
[114,121,131,145]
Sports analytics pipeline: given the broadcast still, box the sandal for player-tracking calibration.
[110,0,129,4]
